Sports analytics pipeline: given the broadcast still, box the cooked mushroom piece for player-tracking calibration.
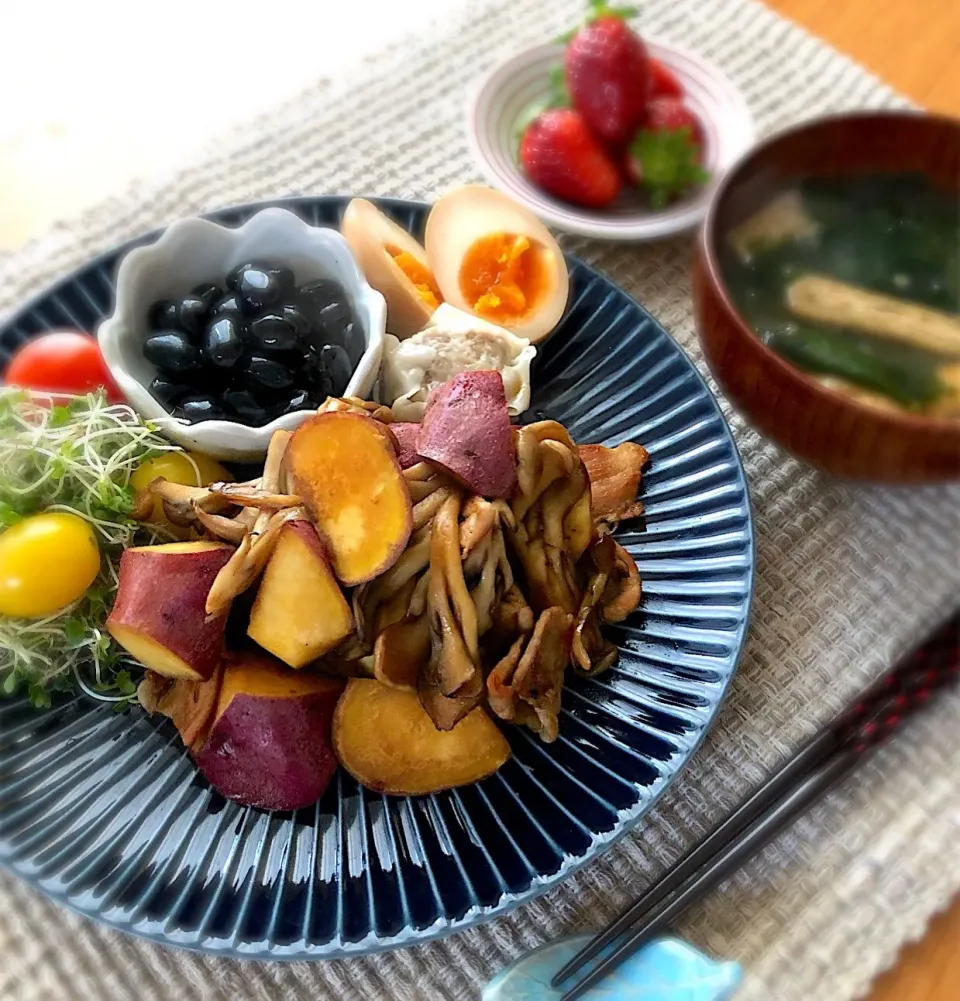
[319,396,396,423]
[428,492,478,694]
[488,585,535,650]
[578,442,647,533]
[148,479,232,526]
[137,664,224,750]
[193,508,250,543]
[374,615,430,691]
[571,536,622,673]
[486,606,572,742]
[204,506,304,616]
[205,482,302,509]
[460,496,499,557]
[418,491,487,730]
[602,540,641,623]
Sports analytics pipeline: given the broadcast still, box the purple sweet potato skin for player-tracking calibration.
[417,371,517,498]
[389,422,422,470]
[194,691,340,811]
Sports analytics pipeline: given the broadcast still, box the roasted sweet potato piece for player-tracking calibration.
[333,678,510,795]
[247,521,354,668]
[193,651,344,811]
[417,371,517,498]
[287,412,413,585]
[389,422,422,470]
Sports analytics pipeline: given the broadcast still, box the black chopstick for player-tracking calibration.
[553,612,960,1000]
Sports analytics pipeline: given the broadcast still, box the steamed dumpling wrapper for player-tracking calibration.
[382,304,536,421]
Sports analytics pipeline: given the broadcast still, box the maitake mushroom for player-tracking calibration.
[146,429,306,616]
[351,417,645,740]
[487,606,572,742]
[578,442,648,536]
[137,397,646,747]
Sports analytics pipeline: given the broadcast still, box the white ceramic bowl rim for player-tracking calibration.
[467,39,757,241]
[98,207,387,460]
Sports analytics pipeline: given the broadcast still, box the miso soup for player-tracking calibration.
[723,173,960,419]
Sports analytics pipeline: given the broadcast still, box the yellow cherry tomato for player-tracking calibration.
[0,512,101,618]
[131,451,232,524]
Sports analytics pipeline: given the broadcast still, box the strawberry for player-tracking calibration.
[645,96,705,148]
[648,58,684,100]
[564,3,650,147]
[625,98,709,208]
[520,108,622,208]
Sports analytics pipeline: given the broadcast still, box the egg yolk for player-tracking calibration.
[459,233,547,323]
[386,246,443,310]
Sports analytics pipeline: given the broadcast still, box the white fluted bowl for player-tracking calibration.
[98,208,386,460]
[468,41,756,241]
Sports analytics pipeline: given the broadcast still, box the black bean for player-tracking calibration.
[202,317,244,368]
[222,388,270,424]
[149,299,180,331]
[320,343,353,396]
[143,332,200,373]
[178,294,213,337]
[248,314,299,352]
[211,293,245,323]
[340,320,364,366]
[302,349,334,396]
[317,299,355,340]
[148,376,188,407]
[280,303,311,337]
[267,266,295,294]
[231,265,285,312]
[191,283,222,307]
[176,394,224,422]
[244,354,295,390]
[280,388,314,415]
[298,279,343,310]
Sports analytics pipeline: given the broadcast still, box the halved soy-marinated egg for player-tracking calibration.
[341,198,443,338]
[424,185,569,344]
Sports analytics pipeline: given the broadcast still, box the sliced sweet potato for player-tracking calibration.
[388,422,422,470]
[193,651,344,811]
[333,678,511,795]
[286,412,413,585]
[417,371,517,499]
[247,521,354,668]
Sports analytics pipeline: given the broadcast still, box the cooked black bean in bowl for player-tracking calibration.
[143,263,363,426]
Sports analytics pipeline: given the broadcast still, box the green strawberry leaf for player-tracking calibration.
[513,64,571,149]
[557,1,640,42]
[630,126,709,209]
[589,1,640,17]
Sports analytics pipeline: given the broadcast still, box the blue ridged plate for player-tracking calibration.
[0,197,753,959]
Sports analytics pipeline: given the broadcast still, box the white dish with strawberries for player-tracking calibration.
[469,14,755,240]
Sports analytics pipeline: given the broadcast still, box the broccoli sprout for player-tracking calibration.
[0,389,184,705]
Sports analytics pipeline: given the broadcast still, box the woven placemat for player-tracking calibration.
[1,1,958,999]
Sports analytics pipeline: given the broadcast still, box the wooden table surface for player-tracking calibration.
[0,1,957,997]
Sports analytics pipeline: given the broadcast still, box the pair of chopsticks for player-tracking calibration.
[553,612,960,1001]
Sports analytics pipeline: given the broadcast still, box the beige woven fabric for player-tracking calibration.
[1,1,958,999]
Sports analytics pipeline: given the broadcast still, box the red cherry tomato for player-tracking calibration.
[4,331,124,404]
